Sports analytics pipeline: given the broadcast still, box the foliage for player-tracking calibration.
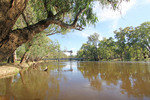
[98,37,116,60]
[77,21,150,61]
[0,0,130,61]
[14,0,129,32]
[77,33,99,60]
[16,33,67,61]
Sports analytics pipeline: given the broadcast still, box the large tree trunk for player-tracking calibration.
[12,50,17,63]
[20,51,28,64]
[7,50,16,63]
[0,0,85,61]
[0,0,28,61]
[7,55,13,63]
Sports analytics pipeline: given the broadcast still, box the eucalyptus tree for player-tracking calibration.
[136,22,150,57]
[17,33,51,63]
[87,33,99,46]
[98,37,116,60]
[87,33,99,60]
[0,0,128,61]
[77,43,91,59]
[114,24,150,60]
[114,27,129,60]
[17,34,66,63]
[77,33,99,60]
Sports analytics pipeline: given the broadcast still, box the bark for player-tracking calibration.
[25,55,29,63]
[20,51,28,64]
[147,45,150,57]
[0,0,28,61]
[7,50,16,63]
[0,0,86,61]
[0,0,28,41]
[12,50,17,63]
[120,54,123,61]
[7,55,13,63]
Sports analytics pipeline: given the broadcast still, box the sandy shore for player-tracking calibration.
[0,63,29,79]
[0,61,44,79]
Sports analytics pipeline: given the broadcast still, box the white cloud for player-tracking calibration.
[139,0,150,5]
[74,1,136,39]
[74,27,103,40]
[135,0,150,6]
[93,0,136,22]
[145,0,150,3]
[109,19,119,33]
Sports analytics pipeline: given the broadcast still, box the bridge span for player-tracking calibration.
[43,58,86,61]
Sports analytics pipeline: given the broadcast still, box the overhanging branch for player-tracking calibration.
[52,7,86,29]
[54,7,73,18]
[71,7,86,27]
[12,7,87,38]
[46,32,61,36]
[22,12,29,26]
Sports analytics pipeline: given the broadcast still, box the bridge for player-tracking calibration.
[43,50,87,61]
[43,58,86,61]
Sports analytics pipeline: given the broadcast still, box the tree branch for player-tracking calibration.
[0,0,29,41]
[54,7,73,18]
[71,7,86,27]
[44,0,48,12]
[46,32,59,36]
[46,30,62,36]
[12,7,87,41]
[52,7,86,29]
[22,12,29,26]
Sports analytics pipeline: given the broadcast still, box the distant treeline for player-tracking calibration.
[6,33,67,64]
[77,21,150,61]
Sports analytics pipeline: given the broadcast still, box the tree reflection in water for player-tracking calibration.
[0,61,150,100]
[0,62,66,100]
[77,62,150,99]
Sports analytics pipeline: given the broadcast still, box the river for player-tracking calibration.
[0,61,150,100]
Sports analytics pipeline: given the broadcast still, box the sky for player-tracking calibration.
[50,0,150,56]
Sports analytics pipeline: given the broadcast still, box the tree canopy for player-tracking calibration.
[0,0,128,61]
[77,21,150,61]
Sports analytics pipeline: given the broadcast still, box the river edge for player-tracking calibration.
[1,60,150,79]
[0,61,43,79]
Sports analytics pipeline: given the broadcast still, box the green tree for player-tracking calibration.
[78,21,150,61]
[114,24,150,61]
[136,22,150,57]
[17,33,51,63]
[0,0,128,61]
[98,37,116,60]
[77,33,100,61]
[87,33,99,61]
[77,43,91,59]
[114,28,127,61]
[87,33,99,46]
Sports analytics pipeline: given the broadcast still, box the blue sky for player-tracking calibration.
[50,0,150,55]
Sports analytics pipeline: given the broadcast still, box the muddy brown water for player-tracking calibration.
[0,61,150,100]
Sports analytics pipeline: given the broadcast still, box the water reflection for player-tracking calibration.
[0,62,66,100]
[0,61,150,100]
[77,62,150,99]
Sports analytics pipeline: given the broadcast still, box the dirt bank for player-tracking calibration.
[0,63,29,79]
[0,61,44,79]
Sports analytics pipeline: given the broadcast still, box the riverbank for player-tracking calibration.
[0,62,36,79]
[0,60,47,79]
